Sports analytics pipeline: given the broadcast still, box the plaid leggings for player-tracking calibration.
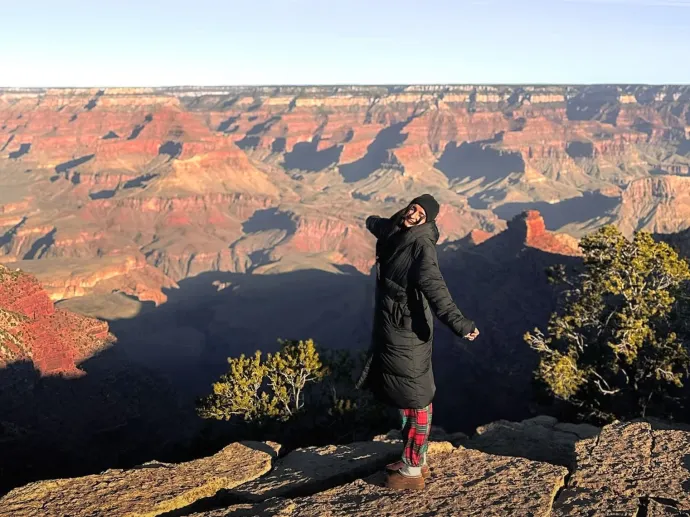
[400,403,433,467]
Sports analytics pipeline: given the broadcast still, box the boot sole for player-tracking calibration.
[385,465,431,480]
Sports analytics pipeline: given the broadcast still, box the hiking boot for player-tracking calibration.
[384,469,425,490]
[386,460,431,479]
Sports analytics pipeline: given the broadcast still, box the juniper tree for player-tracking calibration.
[526,225,690,422]
[197,339,325,423]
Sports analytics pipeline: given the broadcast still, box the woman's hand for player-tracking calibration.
[464,328,480,341]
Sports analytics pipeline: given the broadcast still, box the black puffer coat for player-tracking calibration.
[359,212,475,409]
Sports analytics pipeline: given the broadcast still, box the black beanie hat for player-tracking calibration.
[410,194,440,222]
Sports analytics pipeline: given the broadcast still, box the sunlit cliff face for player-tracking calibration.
[0,265,112,375]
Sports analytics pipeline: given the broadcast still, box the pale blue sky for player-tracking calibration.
[1,0,689,86]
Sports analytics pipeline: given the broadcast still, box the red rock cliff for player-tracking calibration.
[0,265,112,375]
[505,211,582,256]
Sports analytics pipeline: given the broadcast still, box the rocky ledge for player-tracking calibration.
[2,416,689,517]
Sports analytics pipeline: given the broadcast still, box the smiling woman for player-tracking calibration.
[403,204,427,227]
[361,192,478,489]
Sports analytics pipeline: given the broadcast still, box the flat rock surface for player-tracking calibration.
[470,415,600,467]
[10,417,690,517]
[200,447,568,517]
[230,440,400,501]
[0,441,279,517]
[553,422,690,516]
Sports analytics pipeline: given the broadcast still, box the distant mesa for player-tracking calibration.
[0,84,689,316]
[506,210,582,256]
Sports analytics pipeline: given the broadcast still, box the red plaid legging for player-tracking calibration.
[400,403,433,467]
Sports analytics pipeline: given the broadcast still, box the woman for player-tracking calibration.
[358,194,479,490]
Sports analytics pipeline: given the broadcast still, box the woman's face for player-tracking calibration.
[402,203,427,227]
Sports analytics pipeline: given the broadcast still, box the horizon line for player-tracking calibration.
[2,82,690,90]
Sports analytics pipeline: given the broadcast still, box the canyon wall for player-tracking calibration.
[1,85,689,306]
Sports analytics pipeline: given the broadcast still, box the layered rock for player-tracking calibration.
[616,176,690,236]
[2,85,689,312]
[0,418,567,517]
[0,264,111,375]
[6,255,177,305]
[0,441,280,517]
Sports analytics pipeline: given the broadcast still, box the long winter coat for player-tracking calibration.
[359,211,475,409]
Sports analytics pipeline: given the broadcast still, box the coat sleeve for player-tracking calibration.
[413,243,476,337]
[366,215,391,239]
[366,209,405,239]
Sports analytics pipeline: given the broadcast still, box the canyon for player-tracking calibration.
[2,85,690,496]
[1,85,689,306]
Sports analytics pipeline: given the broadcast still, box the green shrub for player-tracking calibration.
[526,226,690,422]
[197,339,394,448]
